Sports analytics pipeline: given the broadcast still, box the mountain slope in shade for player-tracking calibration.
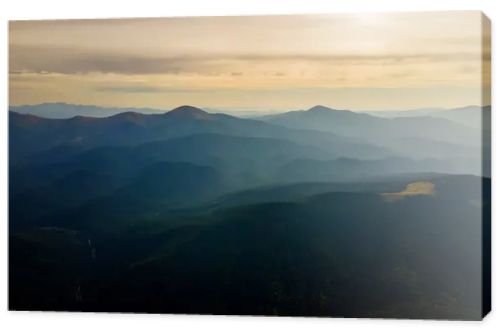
[9,131,345,202]
[9,159,225,228]
[275,157,455,183]
[9,174,486,319]
[116,161,225,203]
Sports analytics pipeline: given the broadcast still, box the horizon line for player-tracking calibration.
[8,102,486,115]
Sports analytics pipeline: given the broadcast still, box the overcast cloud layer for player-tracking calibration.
[9,12,490,112]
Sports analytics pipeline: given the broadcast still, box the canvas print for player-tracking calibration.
[8,11,491,320]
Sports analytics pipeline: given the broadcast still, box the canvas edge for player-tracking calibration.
[480,11,492,320]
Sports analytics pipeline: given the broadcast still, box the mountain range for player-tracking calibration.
[9,102,489,319]
[9,103,168,119]
[10,103,487,129]
[10,104,486,174]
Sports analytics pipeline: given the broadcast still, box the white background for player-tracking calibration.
[0,0,498,333]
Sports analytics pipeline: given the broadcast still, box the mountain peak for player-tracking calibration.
[107,111,146,125]
[308,105,332,112]
[307,105,353,114]
[167,105,210,119]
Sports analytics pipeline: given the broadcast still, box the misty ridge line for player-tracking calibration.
[8,102,487,120]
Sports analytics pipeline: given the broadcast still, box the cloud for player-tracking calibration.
[9,44,482,76]
[94,85,208,94]
[9,45,204,75]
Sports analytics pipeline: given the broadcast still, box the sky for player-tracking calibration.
[9,11,491,113]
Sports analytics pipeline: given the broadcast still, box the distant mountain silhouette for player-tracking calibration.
[263,105,476,144]
[9,103,167,119]
[9,106,391,163]
[363,105,487,128]
[431,105,486,128]
[166,105,214,119]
